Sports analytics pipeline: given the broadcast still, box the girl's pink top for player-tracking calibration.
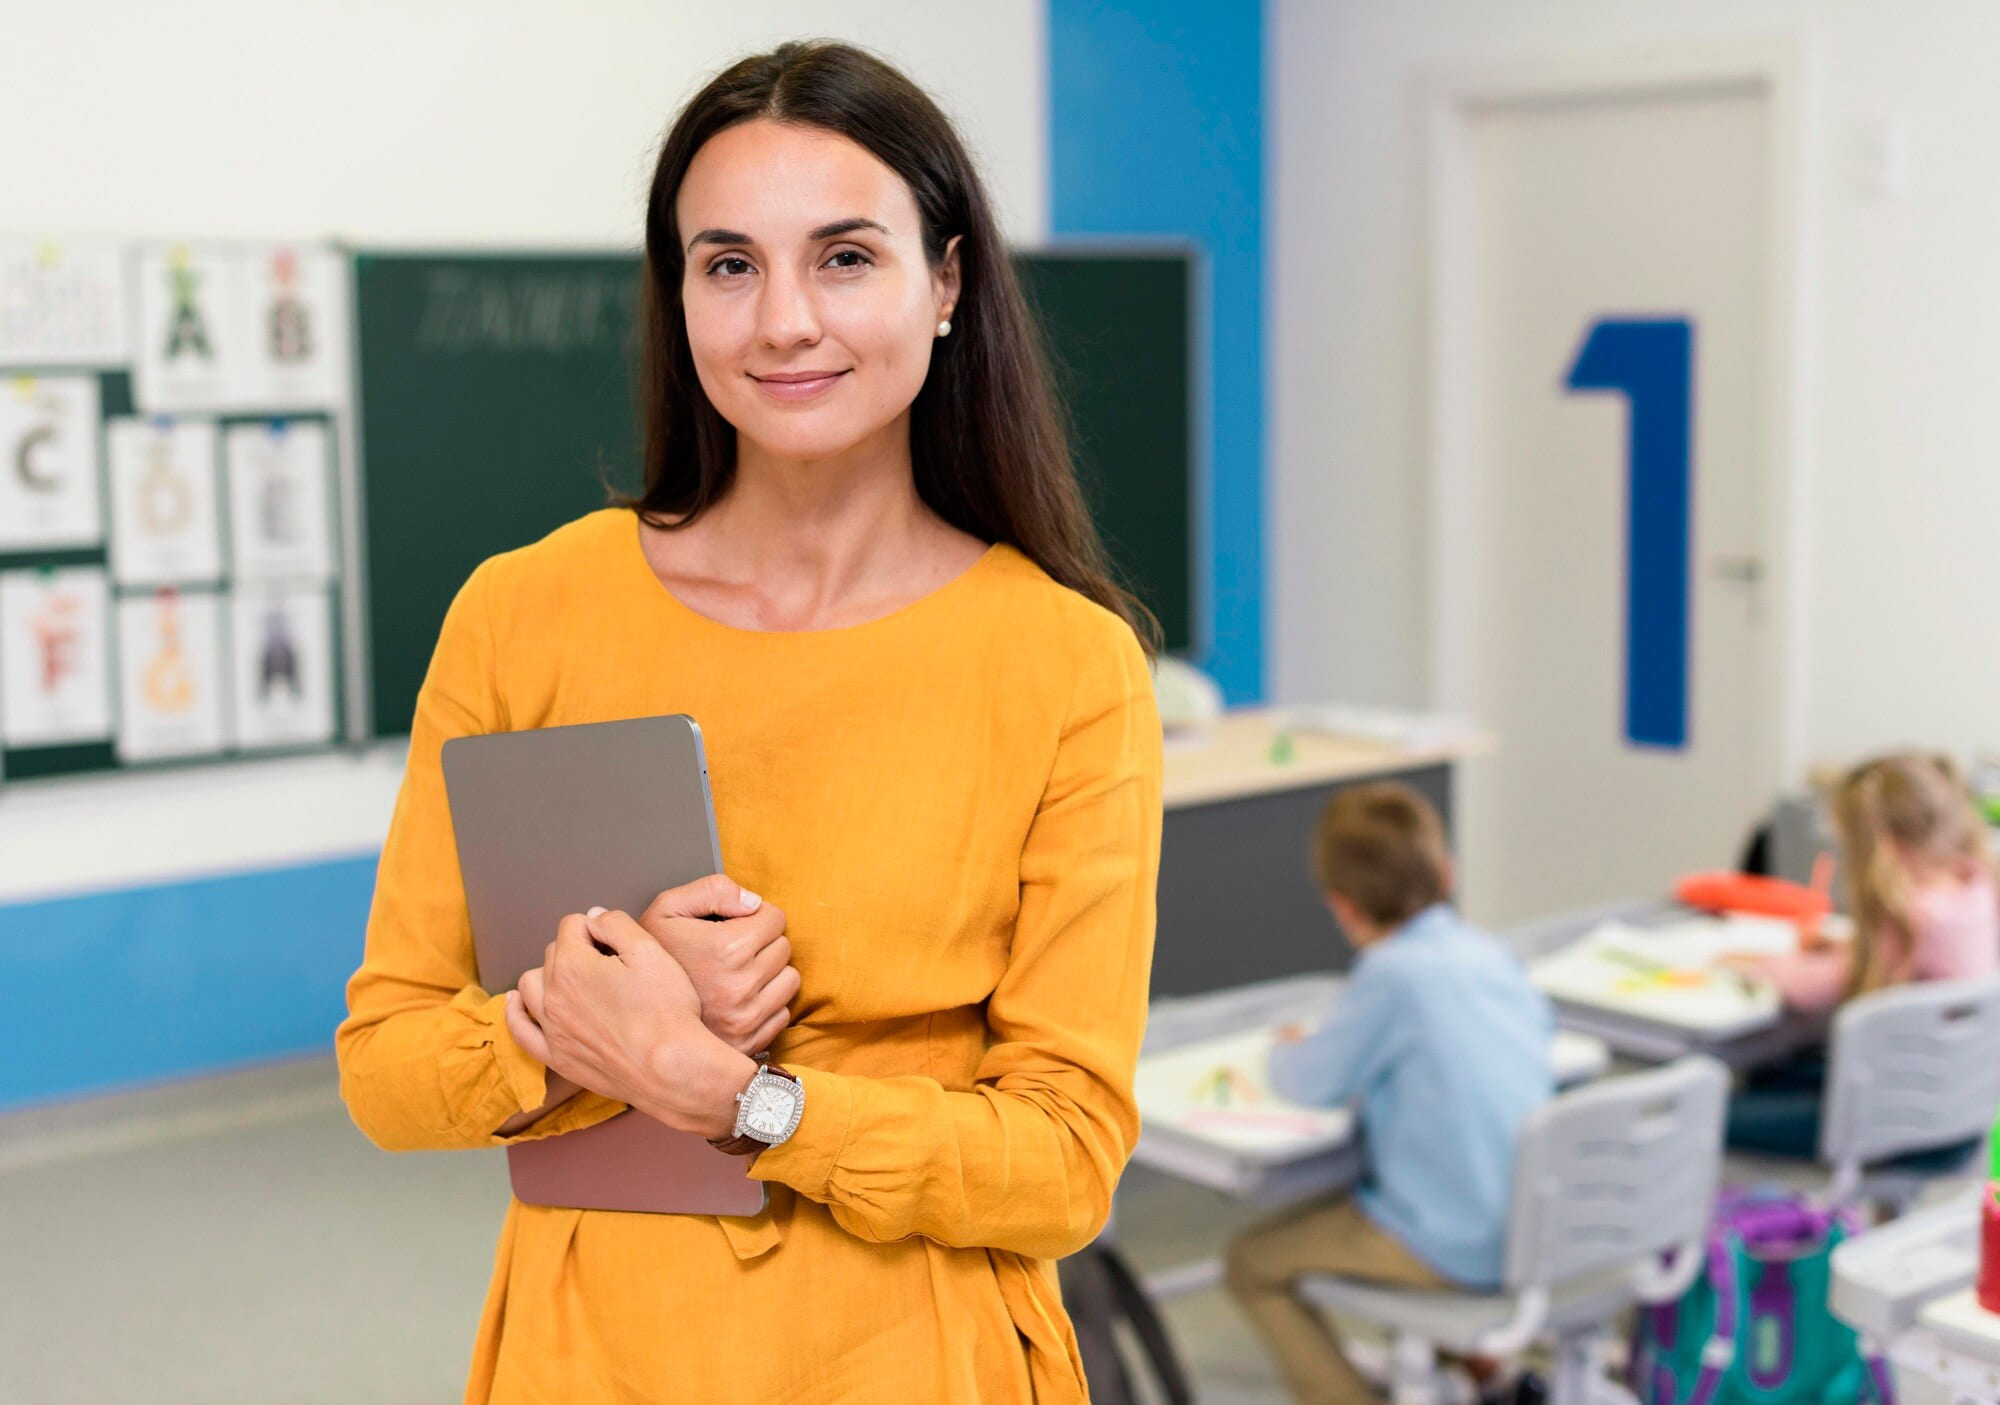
[1759,869,2000,1013]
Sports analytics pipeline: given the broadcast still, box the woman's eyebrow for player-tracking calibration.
[686,228,752,253]
[685,217,890,253]
[807,217,890,241]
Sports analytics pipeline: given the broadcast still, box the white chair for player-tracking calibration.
[1301,1057,1731,1405]
[1820,975,2000,1210]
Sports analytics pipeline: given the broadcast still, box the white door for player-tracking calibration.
[1448,82,1774,927]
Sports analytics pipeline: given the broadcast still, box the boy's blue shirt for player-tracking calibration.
[1268,904,1555,1287]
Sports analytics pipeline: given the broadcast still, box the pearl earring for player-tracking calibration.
[936,319,952,337]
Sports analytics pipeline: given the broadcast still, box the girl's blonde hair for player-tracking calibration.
[1830,752,1996,997]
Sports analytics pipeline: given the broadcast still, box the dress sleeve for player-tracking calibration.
[748,623,1163,1259]
[335,562,624,1151]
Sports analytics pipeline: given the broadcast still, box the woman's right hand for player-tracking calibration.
[637,874,800,1055]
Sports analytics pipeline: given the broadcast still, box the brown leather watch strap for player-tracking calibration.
[708,1064,801,1156]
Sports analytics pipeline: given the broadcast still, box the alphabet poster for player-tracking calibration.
[133,244,249,413]
[244,246,348,408]
[0,567,113,747]
[224,419,333,581]
[0,374,103,550]
[0,241,128,367]
[229,583,335,750]
[116,588,225,760]
[107,416,223,586]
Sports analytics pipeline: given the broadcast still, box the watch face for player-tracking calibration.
[743,1077,799,1140]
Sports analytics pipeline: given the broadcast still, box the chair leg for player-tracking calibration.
[1551,1328,1636,1405]
[1391,1332,1442,1405]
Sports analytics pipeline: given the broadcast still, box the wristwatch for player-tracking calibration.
[708,1063,805,1156]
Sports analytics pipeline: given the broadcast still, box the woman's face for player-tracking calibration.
[676,119,960,464]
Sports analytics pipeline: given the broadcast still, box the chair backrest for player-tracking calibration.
[1502,1056,1729,1291]
[1820,975,2000,1173]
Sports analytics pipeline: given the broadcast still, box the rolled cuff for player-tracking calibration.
[454,987,625,1146]
[745,1065,852,1198]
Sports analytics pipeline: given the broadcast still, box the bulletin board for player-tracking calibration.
[0,240,355,782]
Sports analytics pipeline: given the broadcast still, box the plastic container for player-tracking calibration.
[1979,1120,2000,1315]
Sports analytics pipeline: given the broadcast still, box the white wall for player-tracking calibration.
[1271,0,2000,778]
[0,0,1046,903]
[4,0,1047,245]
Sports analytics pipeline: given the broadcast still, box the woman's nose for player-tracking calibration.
[756,265,822,348]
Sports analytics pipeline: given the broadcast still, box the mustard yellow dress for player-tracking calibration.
[335,509,1163,1403]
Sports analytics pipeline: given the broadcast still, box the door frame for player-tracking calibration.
[1423,41,1810,797]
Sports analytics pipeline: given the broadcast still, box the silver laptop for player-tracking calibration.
[441,713,764,1216]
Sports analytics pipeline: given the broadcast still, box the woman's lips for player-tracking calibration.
[750,370,848,403]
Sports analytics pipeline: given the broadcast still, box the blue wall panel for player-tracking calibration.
[1048,0,1266,702]
[1,855,377,1111]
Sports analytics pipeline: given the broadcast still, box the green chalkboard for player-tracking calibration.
[1016,250,1194,656]
[353,248,1193,738]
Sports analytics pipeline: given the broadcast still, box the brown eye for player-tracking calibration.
[707,256,753,278]
[825,249,872,271]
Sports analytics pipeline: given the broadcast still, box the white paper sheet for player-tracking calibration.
[229,583,335,749]
[132,244,250,413]
[0,240,129,366]
[0,374,103,550]
[0,567,113,746]
[239,246,348,409]
[224,419,333,581]
[1530,919,1785,1034]
[107,417,223,585]
[115,589,226,760]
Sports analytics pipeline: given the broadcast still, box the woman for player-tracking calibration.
[336,40,1164,1403]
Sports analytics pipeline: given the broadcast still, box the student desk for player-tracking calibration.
[1123,974,1611,1299]
[1830,1191,2000,1405]
[1156,711,1493,997]
[1505,899,1824,1071]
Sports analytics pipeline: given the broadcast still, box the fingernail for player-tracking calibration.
[586,906,606,918]
[739,889,761,910]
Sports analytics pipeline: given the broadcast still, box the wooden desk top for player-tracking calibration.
[1162,708,1494,810]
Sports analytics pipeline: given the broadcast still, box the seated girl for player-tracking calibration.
[1726,752,1999,1156]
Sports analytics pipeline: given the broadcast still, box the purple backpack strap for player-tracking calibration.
[1685,1230,1743,1405]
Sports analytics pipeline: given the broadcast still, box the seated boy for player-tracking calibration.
[1225,782,1555,1405]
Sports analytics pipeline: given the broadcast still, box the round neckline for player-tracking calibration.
[620,510,1008,640]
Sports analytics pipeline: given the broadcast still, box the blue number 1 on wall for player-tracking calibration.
[1563,317,1694,751]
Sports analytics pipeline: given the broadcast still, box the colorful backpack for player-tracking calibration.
[1630,1188,1893,1405]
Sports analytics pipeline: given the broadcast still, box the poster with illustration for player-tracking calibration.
[242,246,348,408]
[132,244,248,412]
[0,568,113,747]
[115,588,225,760]
[0,374,103,550]
[229,583,334,749]
[224,419,333,580]
[0,240,128,366]
[107,416,223,585]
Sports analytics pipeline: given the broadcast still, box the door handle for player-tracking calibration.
[1709,555,1764,584]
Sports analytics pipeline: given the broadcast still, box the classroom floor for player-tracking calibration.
[2,1058,1918,1405]
[0,1060,1293,1404]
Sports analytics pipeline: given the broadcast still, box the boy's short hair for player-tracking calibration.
[1310,782,1453,927]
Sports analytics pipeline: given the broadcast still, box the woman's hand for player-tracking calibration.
[637,874,801,1055]
[510,907,756,1139]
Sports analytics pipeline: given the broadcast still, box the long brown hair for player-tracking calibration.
[618,40,1159,655]
[1831,752,1997,997]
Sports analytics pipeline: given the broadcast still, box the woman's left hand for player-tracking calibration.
[511,907,757,1139]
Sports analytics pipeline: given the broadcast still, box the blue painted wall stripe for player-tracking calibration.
[1,854,377,1111]
[1048,0,1265,703]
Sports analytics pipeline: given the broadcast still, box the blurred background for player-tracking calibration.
[6,2,2000,1401]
